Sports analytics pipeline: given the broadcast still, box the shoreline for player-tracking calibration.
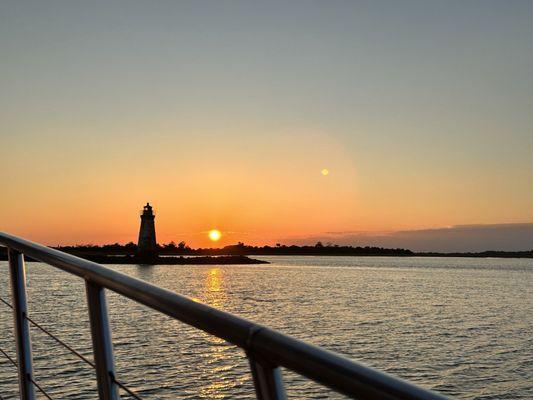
[1,250,532,262]
[0,253,269,265]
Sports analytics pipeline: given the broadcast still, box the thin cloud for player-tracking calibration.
[281,223,533,252]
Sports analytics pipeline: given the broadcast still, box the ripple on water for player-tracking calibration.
[0,256,531,399]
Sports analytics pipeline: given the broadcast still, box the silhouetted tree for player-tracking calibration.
[164,241,177,249]
[124,242,137,251]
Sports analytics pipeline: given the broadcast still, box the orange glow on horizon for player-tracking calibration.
[2,131,528,249]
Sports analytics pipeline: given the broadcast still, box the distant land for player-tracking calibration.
[1,242,532,263]
[300,223,533,253]
[0,247,267,265]
[62,254,268,265]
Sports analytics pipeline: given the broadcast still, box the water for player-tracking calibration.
[0,256,532,399]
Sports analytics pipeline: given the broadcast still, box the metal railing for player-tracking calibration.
[0,232,449,400]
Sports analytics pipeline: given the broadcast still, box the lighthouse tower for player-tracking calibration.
[137,203,158,260]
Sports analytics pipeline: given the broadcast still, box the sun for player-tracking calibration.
[208,229,222,242]
[321,168,330,176]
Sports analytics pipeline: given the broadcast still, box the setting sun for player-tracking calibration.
[208,229,222,242]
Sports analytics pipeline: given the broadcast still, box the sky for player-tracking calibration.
[1,1,532,250]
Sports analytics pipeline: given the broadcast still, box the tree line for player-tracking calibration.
[55,241,414,256]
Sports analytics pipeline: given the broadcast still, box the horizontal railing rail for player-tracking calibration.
[0,232,449,400]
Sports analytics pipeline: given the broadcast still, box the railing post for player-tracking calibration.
[8,249,36,400]
[248,355,286,400]
[85,281,119,400]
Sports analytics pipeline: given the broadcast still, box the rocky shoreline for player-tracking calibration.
[0,252,268,265]
[83,254,269,265]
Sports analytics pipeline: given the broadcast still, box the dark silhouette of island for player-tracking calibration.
[56,241,415,258]
[2,241,531,264]
[77,254,268,265]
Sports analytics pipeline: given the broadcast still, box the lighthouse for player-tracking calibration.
[137,203,158,260]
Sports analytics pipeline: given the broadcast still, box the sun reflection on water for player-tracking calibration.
[207,267,223,293]
[199,267,247,398]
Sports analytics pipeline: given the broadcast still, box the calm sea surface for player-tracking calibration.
[0,256,531,399]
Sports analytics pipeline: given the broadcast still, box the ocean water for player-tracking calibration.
[0,256,531,399]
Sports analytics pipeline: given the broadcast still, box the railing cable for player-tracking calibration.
[111,374,144,400]
[0,296,13,310]
[25,314,96,369]
[28,375,54,400]
[0,351,15,400]
[0,346,18,367]
[1,295,144,399]
[0,345,55,399]
[1,296,95,367]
